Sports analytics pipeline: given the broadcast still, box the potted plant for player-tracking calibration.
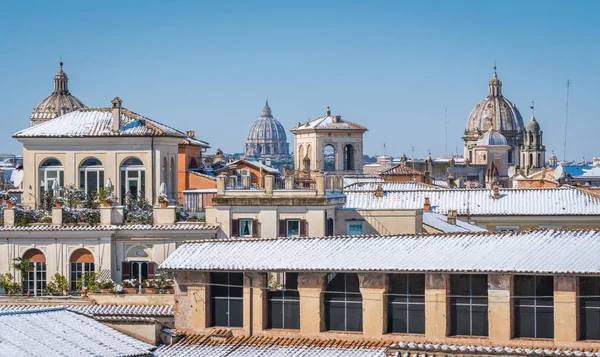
[141,279,159,294]
[12,257,33,296]
[157,193,168,208]
[157,272,175,294]
[45,273,68,296]
[0,191,10,205]
[75,272,98,296]
[97,187,116,207]
[0,273,20,296]
[54,197,64,208]
[121,279,138,294]
[97,278,115,293]
[111,283,125,294]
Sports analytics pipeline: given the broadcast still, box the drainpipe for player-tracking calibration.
[151,137,156,205]
[244,272,253,336]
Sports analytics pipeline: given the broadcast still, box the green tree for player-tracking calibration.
[12,257,33,294]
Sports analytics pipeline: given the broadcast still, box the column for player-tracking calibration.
[425,273,448,341]
[298,273,326,336]
[554,275,578,343]
[360,273,387,338]
[488,274,512,343]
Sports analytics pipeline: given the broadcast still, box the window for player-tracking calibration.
[449,274,488,336]
[344,144,355,171]
[131,262,148,282]
[22,249,46,296]
[347,222,364,236]
[120,157,145,202]
[70,249,94,291]
[39,158,64,202]
[286,220,300,237]
[514,275,553,338]
[579,277,600,340]
[324,273,362,332]
[239,219,253,237]
[79,158,104,195]
[323,145,335,171]
[267,273,300,329]
[387,274,425,334]
[326,218,334,236]
[210,272,243,327]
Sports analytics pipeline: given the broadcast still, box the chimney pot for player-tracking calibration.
[186,130,195,138]
[111,97,122,133]
[492,184,500,199]
[424,197,431,211]
[447,209,457,225]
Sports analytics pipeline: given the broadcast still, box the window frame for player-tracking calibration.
[239,219,253,238]
[210,272,243,328]
[267,272,300,330]
[70,262,95,291]
[286,219,300,237]
[513,275,554,339]
[579,277,600,340]
[347,222,364,236]
[23,261,46,296]
[387,273,425,334]
[324,273,363,332]
[120,159,146,202]
[449,274,489,337]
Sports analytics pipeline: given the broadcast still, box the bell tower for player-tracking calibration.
[520,103,546,169]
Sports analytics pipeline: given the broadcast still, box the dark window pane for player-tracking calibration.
[408,304,425,334]
[580,277,600,296]
[388,304,408,333]
[283,301,300,329]
[515,306,535,338]
[472,305,489,336]
[346,303,363,332]
[450,303,471,335]
[408,274,425,295]
[537,308,554,338]
[536,276,554,297]
[229,299,243,327]
[580,302,600,340]
[211,298,229,327]
[389,274,407,294]
[326,302,346,331]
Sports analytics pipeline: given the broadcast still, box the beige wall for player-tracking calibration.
[335,209,422,235]
[173,271,600,349]
[462,215,600,231]
[19,136,181,208]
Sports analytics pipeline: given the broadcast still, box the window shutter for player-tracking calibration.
[148,262,157,279]
[252,219,259,238]
[121,262,131,280]
[279,220,286,237]
[300,219,307,237]
[231,219,239,237]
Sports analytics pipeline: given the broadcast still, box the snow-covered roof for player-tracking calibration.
[291,111,367,132]
[344,181,439,191]
[160,229,600,275]
[344,186,600,215]
[236,159,281,174]
[557,165,600,178]
[0,304,174,317]
[14,107,209,147]
[0,223,218,232]
[154,334,387,357]
[422,211,487,233]
[380,164,425,176]
[0,307,152,357]
[342,176,381,187]
[389,342,600,357]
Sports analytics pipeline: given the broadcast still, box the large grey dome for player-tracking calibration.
[30,62,86,127]
[477,128,509,146]
[244,101,290,158]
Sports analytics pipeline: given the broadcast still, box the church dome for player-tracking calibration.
[465,68,525,134]
[477,128,509,146]
[526,115,540,131]
[30,62,86,126]
[245,101,290,158]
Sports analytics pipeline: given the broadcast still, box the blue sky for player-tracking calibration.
[1,0,598,161]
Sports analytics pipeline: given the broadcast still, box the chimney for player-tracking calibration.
[186,130,195,138]
[492,183,500,199]
[447,209,457,225]
[374,183,384,198]
[424,197,431,211]
[111,97,122,133]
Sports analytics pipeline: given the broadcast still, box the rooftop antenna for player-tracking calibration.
[383,142,388,170]
[563,79,570,162]
[530,101,535,116]
[444,106,448,156]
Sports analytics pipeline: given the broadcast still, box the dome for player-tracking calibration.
[30,62,86,126]
[465,69,525,134]
[245,101,290,158]
[477,128,509,146]
[526,115,540,131]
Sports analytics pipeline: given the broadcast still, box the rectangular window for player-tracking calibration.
[267,273,300,330]
[286,220,300,237]
[579,277,600,340]
[324,273,362,332]
[239,219,253,237]
[514,275,554,338]
[130,262,148,282]
[70,262,95,291]
[387,274,425,334]
[210,272,243,327]
[449,274,488,336]
[347,222,364,236]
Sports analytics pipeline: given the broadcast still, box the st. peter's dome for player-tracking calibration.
[245,101,289,158]
[30,62,86,127]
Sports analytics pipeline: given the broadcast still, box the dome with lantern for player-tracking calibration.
[244,101,289,159]
[30,62,87,127]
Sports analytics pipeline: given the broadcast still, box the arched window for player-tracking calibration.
[344,144,355,171]
[70,248,94,291]
[39,158,64,200]
[170,158,176,199]
[189,158,199,169]
[120,157,145,202]
[323,145,335,171]
[79,158,104,195]
[22,249,46,296]
[324,273,362,332]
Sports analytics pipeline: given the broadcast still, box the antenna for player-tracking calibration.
[445,106,448,156]
[563,79,570,162]
[383,142,387,170]
[530,101,534,116]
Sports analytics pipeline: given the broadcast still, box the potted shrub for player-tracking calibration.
[157,274,175,294]
[111,283,125,294]
[141,279,159,294]
[157,193,168,208]
[121,279,138,294]
[0,191,10,205]
[46,273,68,296]
[75,272,98,296]
[54,197,64,208]
[0,273,20,296]
[12,257,33,296]
[40,216,52,224]
[97,187,116,207]
[97,278,115,293]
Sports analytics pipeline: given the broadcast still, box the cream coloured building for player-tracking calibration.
[15,97,208,207]
[290,107,367,174]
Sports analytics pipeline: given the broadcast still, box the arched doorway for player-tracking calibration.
[323,145,335,171]
[343,144,355,171]
[70,248,94,291]
[22,249,46,296]
[120,157,145,202]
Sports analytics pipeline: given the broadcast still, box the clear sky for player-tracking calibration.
[1,0,598,161]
